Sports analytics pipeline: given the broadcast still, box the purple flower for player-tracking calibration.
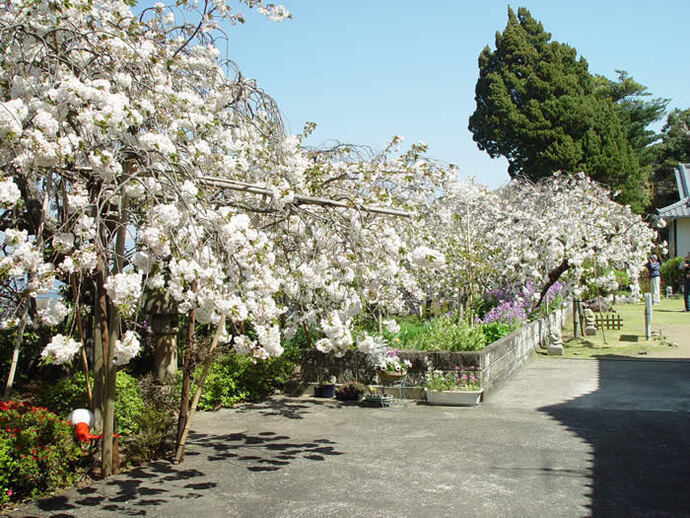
[481,300,527,325]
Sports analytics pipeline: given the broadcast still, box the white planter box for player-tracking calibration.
[425,388,483,406]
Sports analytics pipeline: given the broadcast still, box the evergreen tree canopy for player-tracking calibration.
[595,71,668,170]
[469,7,654,212]
[652,108,690,209]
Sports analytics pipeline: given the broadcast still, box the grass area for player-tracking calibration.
[558,296,683,358]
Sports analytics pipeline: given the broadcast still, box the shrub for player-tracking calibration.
[196,347,298,410]
[481,321,519,344]
[0,433,17,503]
[36,370,145,436]
[122,375,177,465]
[660,257,683,293]
[124,405,176,465]
[113,373,146,437]
[472,293,500,320]
[0,401,82,501]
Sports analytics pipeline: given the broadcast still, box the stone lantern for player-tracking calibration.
[144,292,179,384]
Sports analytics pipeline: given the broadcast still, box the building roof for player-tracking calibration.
[658,197,690,219]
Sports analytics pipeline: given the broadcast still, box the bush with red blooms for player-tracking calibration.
[0,401,82,502]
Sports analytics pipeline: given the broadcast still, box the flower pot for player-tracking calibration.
[314,384,335,398]
[377,370,406,385]
[425,388,483,406]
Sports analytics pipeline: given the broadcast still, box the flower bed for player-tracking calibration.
[298,305,570,398]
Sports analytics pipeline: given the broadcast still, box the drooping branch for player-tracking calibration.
[198,176,412,217]
[535,257,569,309]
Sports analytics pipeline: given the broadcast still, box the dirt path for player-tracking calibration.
[649,321,690,358]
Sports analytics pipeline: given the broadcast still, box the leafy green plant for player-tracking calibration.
[0,401,82,501]
[481,321,519,344]
[36,371,145,436]
[123,375,177,465]
[0,433,17,503]
[195,348,298,411]
[395,316,433,349]
[417,316,486,351]
[660,257,683,293]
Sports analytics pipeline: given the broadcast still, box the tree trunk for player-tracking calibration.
[302,322,312,348]
[71,276,92,409]
[535,258,569,309]
[93,291,104,433]
[3,301,29,401]
[96,258,115,478]
[100,190,128,477]
[175,291,197,463]
[175,315,225,463]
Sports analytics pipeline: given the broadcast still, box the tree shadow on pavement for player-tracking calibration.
[232,396,345,419]
[539,358,690,517]
[12,429,342,517]
[188,430,343,471]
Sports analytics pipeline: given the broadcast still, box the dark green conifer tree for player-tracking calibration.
[469,7,655,213]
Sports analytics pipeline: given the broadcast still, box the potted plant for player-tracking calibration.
[314,375,337,398]
[335,381,366,401]
[363,385,394,406]
[374,347,411,384]
[424,366,483,406]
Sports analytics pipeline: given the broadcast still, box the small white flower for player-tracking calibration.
[42,334,81,364]
[0,178,21,206]
[113,330,141,366]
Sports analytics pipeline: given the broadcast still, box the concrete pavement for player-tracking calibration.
[8,356,690,517]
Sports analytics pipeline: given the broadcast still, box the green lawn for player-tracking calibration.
[559,297,686,358]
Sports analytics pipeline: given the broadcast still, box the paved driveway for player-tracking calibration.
[9,357,690,517]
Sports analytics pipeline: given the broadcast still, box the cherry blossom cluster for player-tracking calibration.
[412,173,658,312]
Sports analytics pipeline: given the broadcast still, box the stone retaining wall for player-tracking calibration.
[298,305,570,399]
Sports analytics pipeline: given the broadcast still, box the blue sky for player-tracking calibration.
[165,1,690,188]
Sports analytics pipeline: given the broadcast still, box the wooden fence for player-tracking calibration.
[594,314,623,330]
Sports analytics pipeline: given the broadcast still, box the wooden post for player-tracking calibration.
[572,299,579,338]
[644,293,652,340]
